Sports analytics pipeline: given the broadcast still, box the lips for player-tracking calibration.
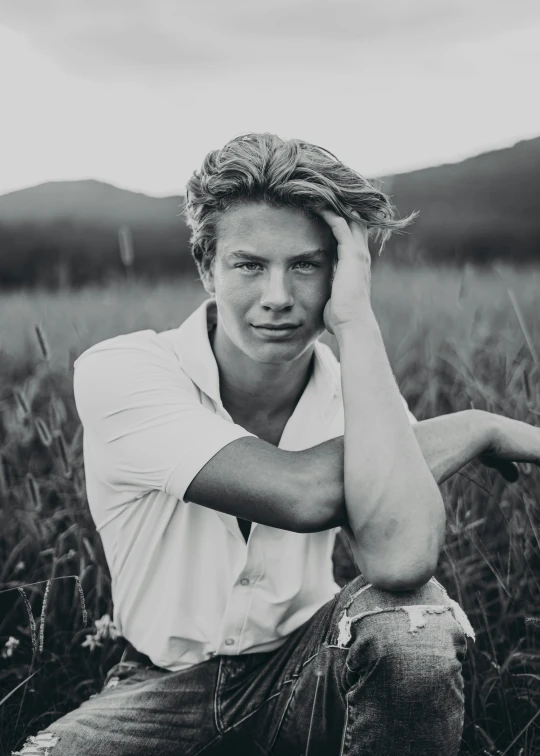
[253,324,298,330]
[252,324,299,339]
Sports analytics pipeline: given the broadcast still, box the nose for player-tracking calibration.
[259,268,294,310]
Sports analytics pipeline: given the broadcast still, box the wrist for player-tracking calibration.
[333,309,380,343]
[470,409,500,452]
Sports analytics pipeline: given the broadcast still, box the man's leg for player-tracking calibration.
[220,574,473,755]
[15,574,473,756]
[268,573,474,756]
[12,657,223,756]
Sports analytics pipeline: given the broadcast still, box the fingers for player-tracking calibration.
[498,460,520,483]
[318,208,369,258]
[318,208,354,250]
[349,210,370,248]
[481,454,520,482]
[350,218,369,251]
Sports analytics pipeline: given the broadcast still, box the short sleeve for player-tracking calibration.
[73,333,256,501]
[401,395,418,425]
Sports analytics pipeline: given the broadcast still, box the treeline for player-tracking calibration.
[382,215,540,267]
[1,210,538,292]
[0,220,195,289]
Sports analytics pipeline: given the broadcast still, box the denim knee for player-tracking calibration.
[326,575,475,660]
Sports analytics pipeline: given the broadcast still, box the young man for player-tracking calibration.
[20,133,540,756]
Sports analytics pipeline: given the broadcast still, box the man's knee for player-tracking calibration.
[328,575,475,657]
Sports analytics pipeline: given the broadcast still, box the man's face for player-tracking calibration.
[205,202,336,364]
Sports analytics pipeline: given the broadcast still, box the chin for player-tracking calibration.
[251,338,312,363]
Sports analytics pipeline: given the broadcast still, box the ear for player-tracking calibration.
[201,265,215,296]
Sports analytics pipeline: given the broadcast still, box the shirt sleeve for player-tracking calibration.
[73,333,256,502]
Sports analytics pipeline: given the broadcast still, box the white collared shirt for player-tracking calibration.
[73,298,417,671]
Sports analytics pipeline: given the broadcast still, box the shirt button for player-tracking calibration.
[240,578,250,586]
[225,638,235,646]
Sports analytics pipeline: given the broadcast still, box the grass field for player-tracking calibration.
[1,263,539,755]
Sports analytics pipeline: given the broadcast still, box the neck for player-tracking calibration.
[210,321,314,419]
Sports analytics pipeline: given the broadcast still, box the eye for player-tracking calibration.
[237,262,261,272]
[235,261,318,273]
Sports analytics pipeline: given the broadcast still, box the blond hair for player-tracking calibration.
[184,132,417,278]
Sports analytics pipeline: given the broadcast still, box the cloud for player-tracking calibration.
[3,0,540,84]
[0,1,539,198]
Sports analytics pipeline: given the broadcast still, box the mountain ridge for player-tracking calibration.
[0,136,538,287]
[0,178,184,225]
[2,135,538,225]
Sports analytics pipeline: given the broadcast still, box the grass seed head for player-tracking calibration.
[118,225,135,267]
[13,387,30,417]
[35,417,53,447]
[25,472,42,512]
[0,455,7,498]
[17,588,37,653]
[56,431,72,477]
[34,323,51,361]
[38,580,52,652]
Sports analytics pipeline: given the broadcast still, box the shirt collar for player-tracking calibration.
[173,298,339,411]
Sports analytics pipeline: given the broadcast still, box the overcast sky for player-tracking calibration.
[1,0,539,198]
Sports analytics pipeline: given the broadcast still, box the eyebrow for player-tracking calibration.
[227,249,328,262]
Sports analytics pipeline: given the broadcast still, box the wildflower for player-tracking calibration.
[14,561,26,574]
[1,636,20,659]
[81,613,121,651]
[94,613,121,641]
[81,634,103,651]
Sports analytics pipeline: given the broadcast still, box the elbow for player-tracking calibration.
[365,539,443,592]
[367,561,438,592]
[363,499,446,592]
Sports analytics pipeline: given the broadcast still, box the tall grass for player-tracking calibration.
[1,265,539,755]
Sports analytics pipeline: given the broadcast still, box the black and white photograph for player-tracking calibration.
[0,2,539,754]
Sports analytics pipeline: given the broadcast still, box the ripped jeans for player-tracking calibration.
[14,574,475,756]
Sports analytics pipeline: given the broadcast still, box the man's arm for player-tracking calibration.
[317,210,446,592]
[410,410,501,485]
[297,409,497,531]
[318,318,446,591]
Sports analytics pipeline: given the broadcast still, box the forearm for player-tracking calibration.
[411,410,494,485]
[304,408,495,532]
[333,314,446,589]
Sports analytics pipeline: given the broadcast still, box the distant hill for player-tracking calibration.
[379,136,540,264]
[0,136,538,289]
[0,179,183,226]
[0,180,191,288]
